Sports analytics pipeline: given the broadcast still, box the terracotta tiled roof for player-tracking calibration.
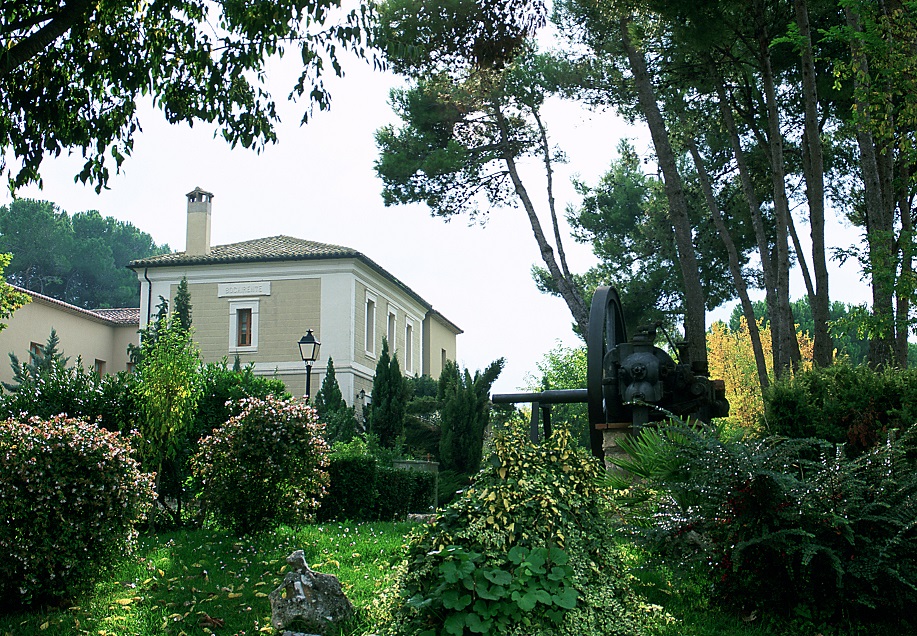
[128,235,358,267]
[128,235,442,317]
[92,308,141,325]
[11,285,140,326]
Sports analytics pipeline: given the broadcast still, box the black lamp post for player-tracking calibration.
[298,329,321,401]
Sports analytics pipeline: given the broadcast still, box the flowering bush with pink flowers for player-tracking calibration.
[0,416,155,608]
[192,396,329,534]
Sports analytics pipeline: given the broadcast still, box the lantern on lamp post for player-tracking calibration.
[297,329,321,401]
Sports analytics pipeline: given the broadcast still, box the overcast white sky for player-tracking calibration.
[0,50,870,393]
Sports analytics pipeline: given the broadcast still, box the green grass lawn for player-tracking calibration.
[1,522,909,636]
[0,522,412,636]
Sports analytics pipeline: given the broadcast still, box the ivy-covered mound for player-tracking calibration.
[372,425,658,636]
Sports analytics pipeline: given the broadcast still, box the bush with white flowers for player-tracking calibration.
[192,396,329,534]
[0,416,155,608]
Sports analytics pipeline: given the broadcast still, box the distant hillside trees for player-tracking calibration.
[0,198,169,309]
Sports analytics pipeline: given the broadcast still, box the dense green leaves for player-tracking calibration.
[0,0,376,191]
[315,357,359,445]
[192,396,329,534]
[370,338,407,449]
[0,199,169,308]
[135,309,202,523]
[0,416,155,608]
[615,423,917,619]
[438,358,504,474]
[374,424,656,636]
[0,253,29,332]
[375,0,546,75]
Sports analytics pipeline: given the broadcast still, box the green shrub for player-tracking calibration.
[616,424,917,620]
[318,438,437,521]
[0,359,140,433]
[319,453,378,521]
[0,415,155,608]
[191,396,329,534]
[764,364,917,454]
[436,469,472,507]
[195,362,289,439]
[376,466,436,519]
[372,424,658,636]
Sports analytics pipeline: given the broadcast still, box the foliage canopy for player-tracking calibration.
[0,0,375,191]
[0,199,169,308]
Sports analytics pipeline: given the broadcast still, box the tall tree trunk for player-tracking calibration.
[532,108,574,282]
[844,5,896,367]
[793,0,832,366]
[787,212,816,302]
[716,76,782,373]
[619,17,708,371]
[492,102,590,335]
[683,126,770,390]
[756,0,801,374]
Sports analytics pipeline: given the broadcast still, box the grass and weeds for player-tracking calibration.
[0,522,412,636]
[2,522,911,636]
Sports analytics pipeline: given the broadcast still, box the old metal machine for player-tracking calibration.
[492,286,729,459]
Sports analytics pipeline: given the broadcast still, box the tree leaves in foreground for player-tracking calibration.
[0,252,29,332]
[0,0,376,191]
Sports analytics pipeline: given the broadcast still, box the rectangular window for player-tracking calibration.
[442,348,447,370]
[229,300,259,352]
[388,311,396,350]
[29,341,42,361]
[237,308,252,346]
[365,296,376,356]
[405,322,414,373]
[93,359,106,376]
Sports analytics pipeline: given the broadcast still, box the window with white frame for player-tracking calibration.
[404,320,414,374]
[387,310,396,350]
[229,300,260,352]
[365,293,377,356]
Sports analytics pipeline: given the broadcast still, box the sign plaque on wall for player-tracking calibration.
[218,281,272,297]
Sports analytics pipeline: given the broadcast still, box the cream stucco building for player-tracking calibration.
[128,188,461,404]
[0,287,138,386]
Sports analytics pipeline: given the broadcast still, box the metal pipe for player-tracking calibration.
[492,388,588,405]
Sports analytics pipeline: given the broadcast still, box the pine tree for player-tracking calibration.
[370,338,407,449]
[128,296,170,366]
[4,328,70,391]
[439,358,504,474]
[314,357,345,418]
[174,277,192,332]
[314,357,359,445]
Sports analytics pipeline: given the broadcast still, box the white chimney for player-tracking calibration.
[185,187,213,256]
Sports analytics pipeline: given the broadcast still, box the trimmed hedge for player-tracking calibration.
[0,416,155,608]
[319,453,436,522]
[377,466,436,520]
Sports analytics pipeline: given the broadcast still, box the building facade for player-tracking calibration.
[128,188,461,404]
[0,287,138,386]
